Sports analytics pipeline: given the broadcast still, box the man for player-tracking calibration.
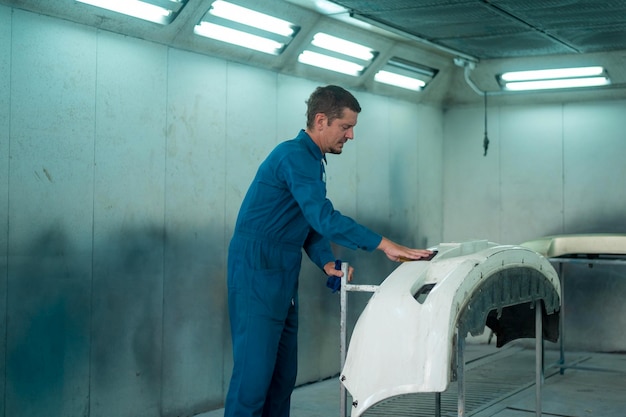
[225,85,432,417]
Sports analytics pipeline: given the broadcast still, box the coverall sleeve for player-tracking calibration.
[279,152,383,252]
[303,228,335,270]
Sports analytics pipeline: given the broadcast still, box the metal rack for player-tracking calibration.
[549,256,626,374]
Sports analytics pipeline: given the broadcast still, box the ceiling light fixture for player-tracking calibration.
[297,51,365,76]
[498,66,611,91]
[298,32,377,76]
[194,22,285,55]
[374,71,426,91]
[76,0,184,25]
[310,33,375,61]
[194,0,299,55]
[374,57,437,91]
[208,0,295,37]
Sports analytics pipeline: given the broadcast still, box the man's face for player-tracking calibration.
[319,108,358,154]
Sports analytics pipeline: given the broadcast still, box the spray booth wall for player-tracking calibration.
[0,5,443,417]
[443,100,626,352]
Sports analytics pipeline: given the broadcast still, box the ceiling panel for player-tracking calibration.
[330,0,626,59]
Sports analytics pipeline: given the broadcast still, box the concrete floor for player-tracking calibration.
[200,342,626,417]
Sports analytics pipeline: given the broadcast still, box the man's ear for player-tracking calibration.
[314,113,327,130]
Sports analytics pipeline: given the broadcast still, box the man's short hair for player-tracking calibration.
[306,85,361,129]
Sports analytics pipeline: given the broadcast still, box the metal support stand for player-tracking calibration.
[535,300,544,417]
[558,261,565,375]
[549,256,626,374]
[456,329,466,417]
[339,261,349,417]
[339,262,378,417]
[455,300,545,417]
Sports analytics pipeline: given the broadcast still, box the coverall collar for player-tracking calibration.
[299,129,327,164]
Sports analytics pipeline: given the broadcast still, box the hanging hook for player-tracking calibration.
[483,92,489,156]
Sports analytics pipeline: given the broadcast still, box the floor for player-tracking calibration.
[200,342,626,417]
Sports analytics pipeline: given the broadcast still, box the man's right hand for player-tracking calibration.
[377,237,433,262]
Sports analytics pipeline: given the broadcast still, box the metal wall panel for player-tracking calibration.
[388,100,423,248]
[444,99,626,243]
[443,106,502,242]
[91,32,167,417]
[500,105,565,243]
[224,63,278,238]
[561,101,626,352]
[5,10,96,417]
[161,48,228,415]
[276,77,320,140]
[563,101,626,233]
[356,96,392,223]
[0,7,10,417]
[443,100,626,351]
[414,105,444,248]
[406,103,443,249]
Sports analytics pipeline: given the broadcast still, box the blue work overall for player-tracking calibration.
[225,130,381,417]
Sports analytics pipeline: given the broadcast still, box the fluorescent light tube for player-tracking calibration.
[194,22,284,55]
[298,50,364,76]
[209,0,295,37]
[77,0,171,24]
[375,70,425,91]
[501,66,605,82]
[504,77,610,91]
[498,66,611,91]
[311,33,374,61]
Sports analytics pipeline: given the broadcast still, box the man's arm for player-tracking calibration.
[303,228,335,270]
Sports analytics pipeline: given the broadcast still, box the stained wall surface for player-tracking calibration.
[0,5,443,417]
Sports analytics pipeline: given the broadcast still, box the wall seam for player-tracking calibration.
[222,61,230,404]
[160,46,170,417]
[88,27,99,417]
[3,8,13,417]
[561,103,565,233]
[498,105,502,244]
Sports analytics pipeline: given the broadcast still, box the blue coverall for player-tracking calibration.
[225,130,382,417]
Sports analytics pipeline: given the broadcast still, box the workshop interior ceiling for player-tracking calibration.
[1,0,625,105]
[328,0,626,60]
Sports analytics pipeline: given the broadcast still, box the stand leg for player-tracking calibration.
[536,300,543,417]
[558,262,565,375]
[457,328,465,417]
[340,262,349,417]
